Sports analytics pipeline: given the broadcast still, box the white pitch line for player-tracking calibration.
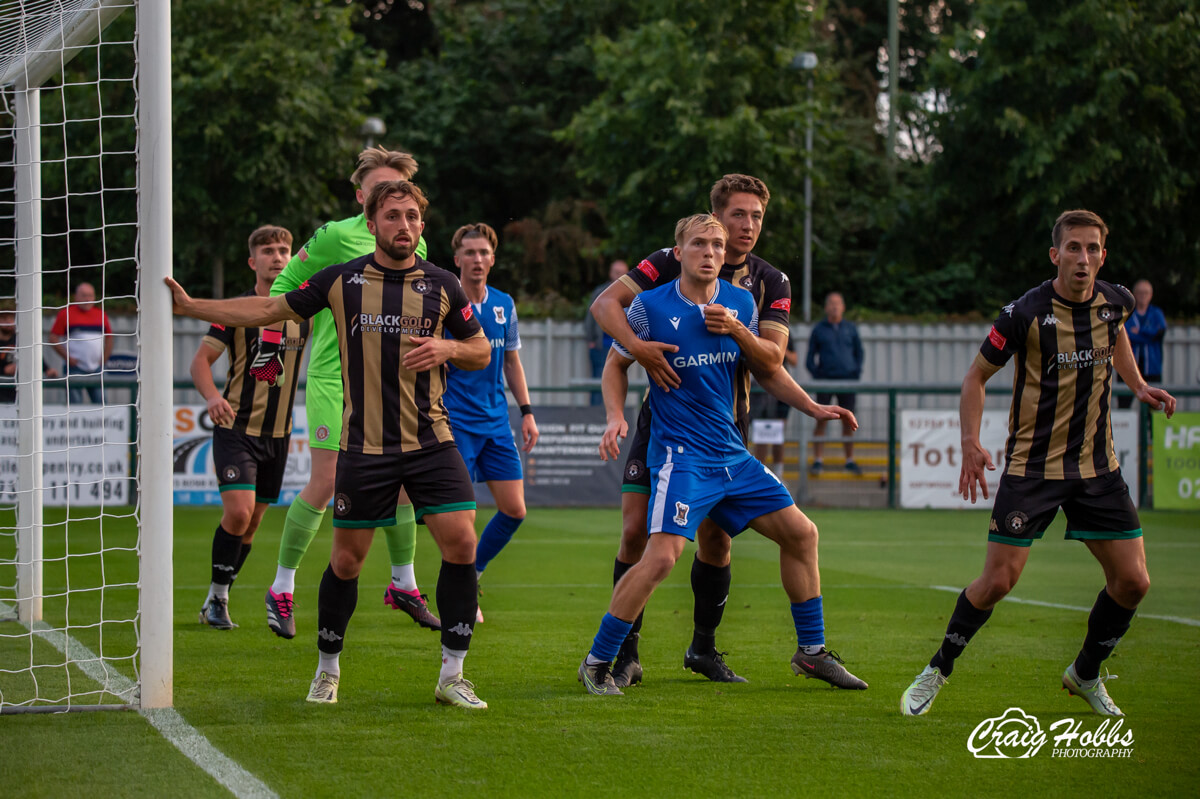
[927,585,1200,627]
[0,601,277,799]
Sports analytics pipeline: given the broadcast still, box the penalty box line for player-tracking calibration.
[0,601,277,799]
[927,585,1200,627]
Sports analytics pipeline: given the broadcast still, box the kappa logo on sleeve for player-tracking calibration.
[771,298,791,312]
[636,259,659,281]
[987,326,1007,350]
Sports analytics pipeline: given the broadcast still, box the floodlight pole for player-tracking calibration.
[790,52,818,322]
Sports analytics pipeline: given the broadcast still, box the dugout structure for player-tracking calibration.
[0,0,172,711]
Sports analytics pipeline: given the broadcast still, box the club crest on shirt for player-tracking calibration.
[411,277,431,295]
[740,276,753,289]
[1097,305,1116,322]
[315,425,330,442]
[494,306,506,325]
[674,501,690,527]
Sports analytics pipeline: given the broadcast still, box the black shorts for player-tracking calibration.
[621,402,653,494]
[815,391,856,414]
[988,470,1142,547]
[332,444,476,529]
[212,425,291,504]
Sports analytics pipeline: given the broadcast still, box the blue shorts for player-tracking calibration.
[647,451,794,540]
[454,428,523,483]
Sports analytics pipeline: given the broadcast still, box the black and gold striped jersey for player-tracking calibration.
[284,254,485,455]
[202,291,309,439]
[976,279,1134,479]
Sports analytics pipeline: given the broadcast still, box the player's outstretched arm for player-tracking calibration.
[1114,327,1175,418]
[958,361,995,503]
[752,365,858,429]
[598,348,633,462]
[164,277,301,327]
[503,350,539,451]
[189,342,234,427]
[591,280,680,391]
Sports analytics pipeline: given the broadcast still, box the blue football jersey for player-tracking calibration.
[614,280,759,468]
[444,286,521,436]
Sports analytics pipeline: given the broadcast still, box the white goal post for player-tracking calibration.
[0,0,172,712]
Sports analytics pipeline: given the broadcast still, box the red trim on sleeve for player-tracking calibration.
[987,326,1006,350]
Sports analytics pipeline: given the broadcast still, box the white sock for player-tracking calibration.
[802,644,824,656]
[390,563,417,592]
[204,585,216,604]
[212,582,230,600]
[439,645,467,684]
[272,565,297,595]
[476,568,484,581]
[585,653,608,666]
[316,651,340,679]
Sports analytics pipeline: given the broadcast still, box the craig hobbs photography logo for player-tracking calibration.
[967,708,1134,759]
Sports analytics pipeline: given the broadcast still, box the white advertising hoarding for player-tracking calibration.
[0,405,132,505]
[899,409,1139,509]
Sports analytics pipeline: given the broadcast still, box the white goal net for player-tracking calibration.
[0,0,172,713]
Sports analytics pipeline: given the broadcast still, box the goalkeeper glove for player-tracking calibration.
[249,329,285,386]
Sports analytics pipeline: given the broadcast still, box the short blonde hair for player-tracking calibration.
[365,179,429,222]
[674,214,728,247]
[247,225,292,255]
[351,146,419,186]
[451,223,498,253]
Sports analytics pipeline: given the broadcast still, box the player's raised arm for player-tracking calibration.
[165,277,302,327]
[1113,326,1175,418]
[598,347,634,462]
[958,360,995,503]
[591,278,680,391]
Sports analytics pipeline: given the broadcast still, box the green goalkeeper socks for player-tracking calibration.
[382,503,417,567]
[276,497,326,570]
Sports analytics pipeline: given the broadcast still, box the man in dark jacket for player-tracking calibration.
[805,292,863,474]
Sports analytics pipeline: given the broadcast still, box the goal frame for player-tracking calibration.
[3,0,173,710]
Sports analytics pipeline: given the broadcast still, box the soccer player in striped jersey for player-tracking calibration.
[258,148,439,640]
[166,180,492,709]
[579,214,867,695]
[901,210,1176,718]
[441,224,539,621]
[191,226,310,629]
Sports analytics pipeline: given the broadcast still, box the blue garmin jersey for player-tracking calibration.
[444,286,521,436]
[614,279,759,468]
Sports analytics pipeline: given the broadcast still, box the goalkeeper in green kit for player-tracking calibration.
[254,147,440,638]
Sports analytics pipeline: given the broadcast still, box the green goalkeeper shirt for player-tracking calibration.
[269,213,428,382]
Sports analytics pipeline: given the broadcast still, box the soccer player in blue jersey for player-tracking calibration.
[442,223,539,620]
[578,214,868,695]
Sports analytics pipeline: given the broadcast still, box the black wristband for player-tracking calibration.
[520,404,534,416]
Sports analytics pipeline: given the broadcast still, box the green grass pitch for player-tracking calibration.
[2,506,1198,797]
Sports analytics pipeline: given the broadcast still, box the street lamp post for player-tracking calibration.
[790,52,818,322]
[360,116,386,149]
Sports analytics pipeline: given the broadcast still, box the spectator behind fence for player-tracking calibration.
[805,292,863,475]
[1,307,59,403]
[585,259,629,404]
[49,282,112,404]
[1117,279,1166,409]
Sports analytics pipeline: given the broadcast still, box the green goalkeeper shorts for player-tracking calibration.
[305,376,343,452]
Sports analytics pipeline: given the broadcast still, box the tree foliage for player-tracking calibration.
[882,0,1200,315]
[171,0,382,296]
